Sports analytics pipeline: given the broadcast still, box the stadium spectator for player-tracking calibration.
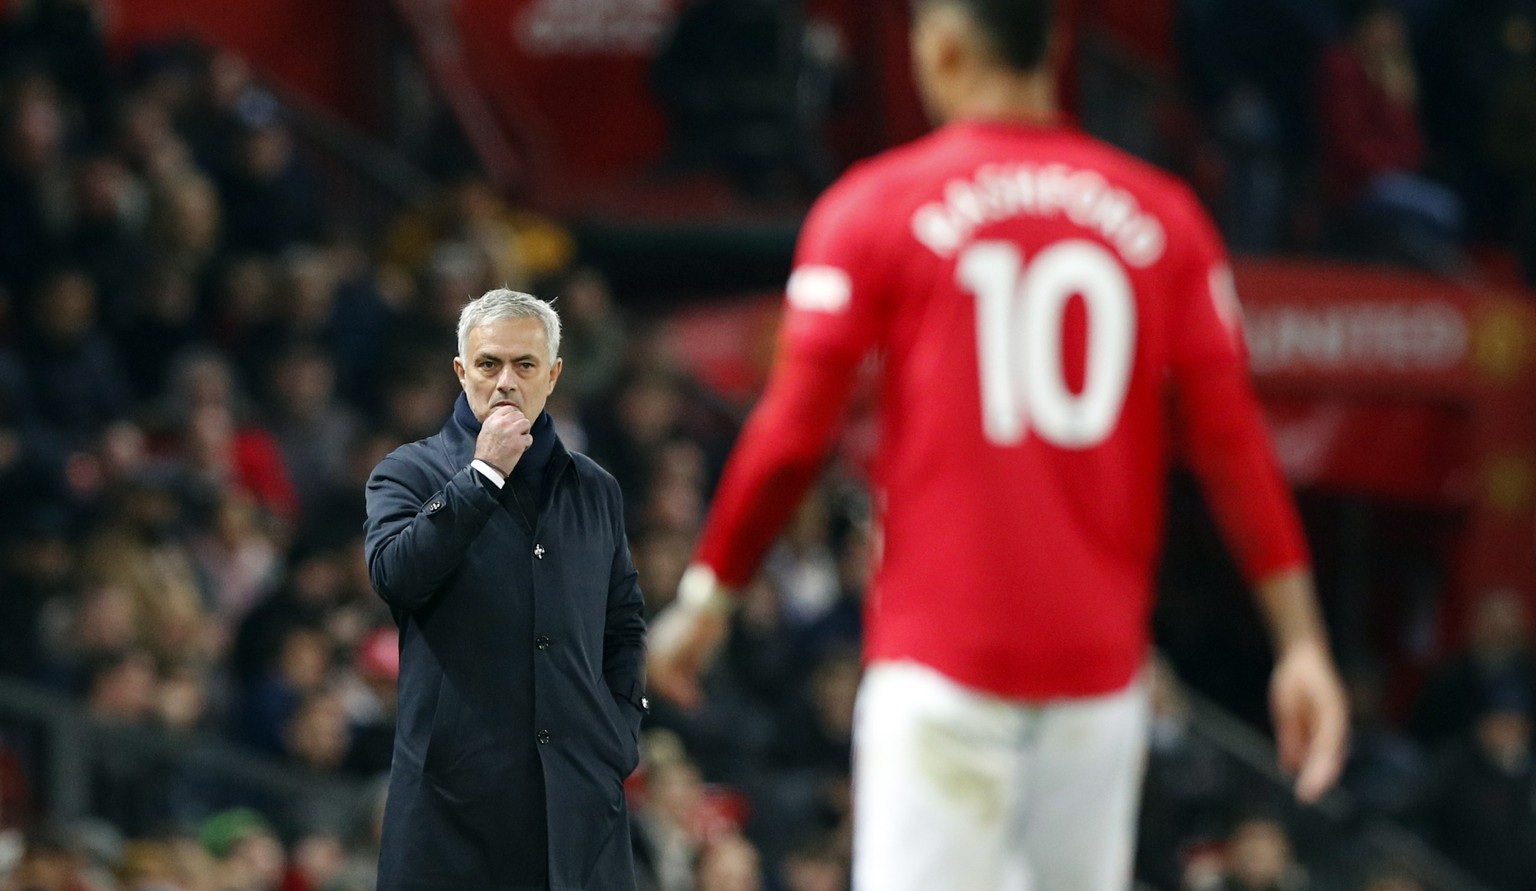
[718,576,800,710]
[83,650,156,727]
[650,0,844,199]
[189,490,280,632]
[119,265,204,401]
[1417,0,1533,253]
[0,73,73,300]
[3,826,97,891]
[144,163,220,283]
[0,0,114,141]
[777,833,849,891]
[0,734,32,842]
[381,174,574,295]
[1408,685,1536,890]
[637,438,709,536]
[1411,587,1536,746]
[786,513,864,671]
[375,352,454,445]
[1175,0,1326,251]
[280,825,351,891]
[1212,814,1309,891]
[633,754,709,891]
[769,647,856,781]
[21,269,132,444]
[1485,6,1536,286]
[67,154,148,329]
[198,808,284,891]
[152,660,211,736]
[693,833,763,891]
[85,650,174,835]
[280,690,351,775]
[298,422,387,530]
[317,234,399,409]
[1340,662,1425,815]
[261,343,361,521]
[338,628,397,779]
[80,473,209,666]
[761,490,839,629]
[0,507,75,680]
[586,368,691,524]
[632,524,697,617]
[1136,658,1243,890]
[1356,868,1427,891]
[38,582,136,689]
[549,267,628,408]
[237,623,330,757]
[215,109,321,256]
[1317,1,1463,272]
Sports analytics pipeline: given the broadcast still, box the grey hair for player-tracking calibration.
[456,288,562,362]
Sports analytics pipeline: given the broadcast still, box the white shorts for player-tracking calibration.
[852,660,1150,891]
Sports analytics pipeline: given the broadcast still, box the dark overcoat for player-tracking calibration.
[364,404,646,891]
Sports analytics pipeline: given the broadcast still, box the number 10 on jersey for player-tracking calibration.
[959,239,1136,449]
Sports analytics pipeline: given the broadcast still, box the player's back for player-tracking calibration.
[783,120,1241,698]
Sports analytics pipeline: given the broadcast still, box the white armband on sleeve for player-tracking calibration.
[677,564,735,614]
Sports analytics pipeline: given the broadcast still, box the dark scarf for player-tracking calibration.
[453,393,557,521]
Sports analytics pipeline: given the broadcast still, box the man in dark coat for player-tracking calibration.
[365,288,647,891]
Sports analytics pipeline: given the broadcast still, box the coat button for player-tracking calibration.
[534,543,545,559]
[535,635,551,650]
[427,499,444,513]
[536,729,551,744]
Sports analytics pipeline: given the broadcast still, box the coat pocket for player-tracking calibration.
[598,690,640,776]
[421,679,493,780]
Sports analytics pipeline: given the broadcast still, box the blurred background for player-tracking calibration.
[0,0,1532,889]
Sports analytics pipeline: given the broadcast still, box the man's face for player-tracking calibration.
[454,316,563,422]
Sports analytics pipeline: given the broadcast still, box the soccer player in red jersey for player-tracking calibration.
[648,1,1349,888]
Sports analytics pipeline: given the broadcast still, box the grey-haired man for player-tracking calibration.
[366,288,647,891]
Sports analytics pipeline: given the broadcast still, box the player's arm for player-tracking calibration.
[698,352,862,585]
[1253,569,1347,802]
[648,345,863,708]
[1167,204,1348,804]
[649,174,888,708]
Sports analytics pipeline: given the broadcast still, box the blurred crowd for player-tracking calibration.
[0,1,1532,891]
[1168,0,1536,282]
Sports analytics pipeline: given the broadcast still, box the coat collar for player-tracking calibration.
[441,393,575,488]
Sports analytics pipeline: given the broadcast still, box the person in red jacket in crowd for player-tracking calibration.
[1318,0,1463,271]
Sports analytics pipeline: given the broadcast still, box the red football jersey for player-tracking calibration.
[695,119,1309,698]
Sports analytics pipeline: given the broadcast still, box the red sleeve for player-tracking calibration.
[1167,198,1310,583]
[693,354,861,587]
[695,174,891,586]
[777,167,895,364]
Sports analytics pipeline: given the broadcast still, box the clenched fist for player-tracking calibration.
[474,405,533,476]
